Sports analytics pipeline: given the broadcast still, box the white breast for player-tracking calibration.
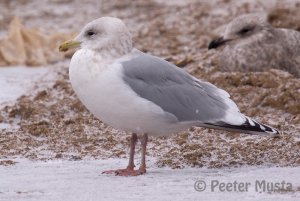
[69,49,187,136]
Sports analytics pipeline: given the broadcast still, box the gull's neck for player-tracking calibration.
[82,47,135,66]
[98,47,132,59]
[95,36,133,59]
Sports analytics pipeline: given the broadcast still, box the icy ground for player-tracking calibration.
[0,159,299,201]
[0,65,56,130]
[0,66,50,109]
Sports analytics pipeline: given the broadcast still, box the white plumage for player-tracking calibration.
[60,17,279,176]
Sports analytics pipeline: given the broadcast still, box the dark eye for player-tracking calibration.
[85,30,96,37]
[238,27,253,35]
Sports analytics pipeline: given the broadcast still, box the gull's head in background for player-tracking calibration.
[208,14,273,49]
[59,17,132,55]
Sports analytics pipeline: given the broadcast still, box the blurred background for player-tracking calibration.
[0,0,299,169]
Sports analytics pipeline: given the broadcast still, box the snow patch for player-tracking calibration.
[0,159,299,201]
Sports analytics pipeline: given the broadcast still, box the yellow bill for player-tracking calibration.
[59,40,81,52]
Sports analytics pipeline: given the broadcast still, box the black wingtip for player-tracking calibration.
[204,117,279,135]
[244,117,279,135]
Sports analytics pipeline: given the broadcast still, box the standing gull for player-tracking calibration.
[59,17,279,176]
[208,13,300,77]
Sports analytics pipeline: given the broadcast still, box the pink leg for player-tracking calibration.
[102,133,137,174]
[116,133,148,176]
[102,133,148,176]
[138,133,148,174]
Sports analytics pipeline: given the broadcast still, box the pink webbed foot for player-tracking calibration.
[116,168,146,176]
[102,167,146,176]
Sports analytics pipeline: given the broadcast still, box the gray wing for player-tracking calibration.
[121,50,240,123]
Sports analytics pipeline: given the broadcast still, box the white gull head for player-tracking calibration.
[73,17,133,56]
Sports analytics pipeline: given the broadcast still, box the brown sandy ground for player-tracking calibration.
[0,0,299,168]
